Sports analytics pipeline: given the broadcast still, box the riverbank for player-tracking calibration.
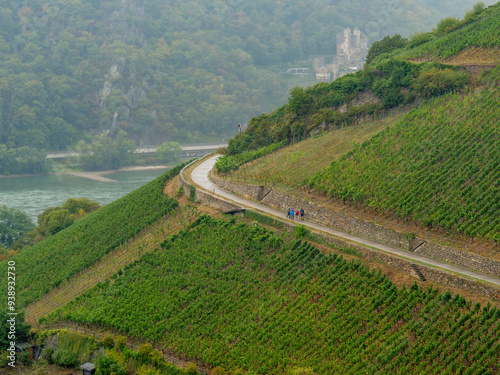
[0,165,173,181]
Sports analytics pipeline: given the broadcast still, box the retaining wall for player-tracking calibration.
[211,174,500,278]
[277,220,500,300]
[179,161,241,213]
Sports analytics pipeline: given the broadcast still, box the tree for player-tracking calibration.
[156,142,181,163]
[287,86,310,117]
[0,309,31,351]
[35,198,100,238]
[365,34,408,65]
[76,131,135,171]
[0,205,35,248]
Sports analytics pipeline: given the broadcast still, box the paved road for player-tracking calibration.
[191,155,500,287]
[46,144,227,159]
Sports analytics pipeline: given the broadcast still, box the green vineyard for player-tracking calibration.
[0,164,184,307]
[306,86,500,241]
[399,2,500,61]
[46,217,500,374]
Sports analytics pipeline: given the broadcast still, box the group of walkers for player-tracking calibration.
[286,208,305,221]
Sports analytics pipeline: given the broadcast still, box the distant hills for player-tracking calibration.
[0,0,493,152]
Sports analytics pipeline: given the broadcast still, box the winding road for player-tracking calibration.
[190,155,500,288]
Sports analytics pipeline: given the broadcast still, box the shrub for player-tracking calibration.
[189,185,196,202]
[294,225,310,238]
[408,32,434,48]
[114,336,127,349]
[434,17,460,36]
[138,343,154,360]
[102,335,114,349]
[185,363,198,374]
[212,367,226,375]
[17,351,33,366]
[412,68,471,97]
[52,349,79,368]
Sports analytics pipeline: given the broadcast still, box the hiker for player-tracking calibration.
[238,123,242,133]
[300,208,305,221]
[295,209,300,220]
[290,208,294,220]
[286,208,291,219]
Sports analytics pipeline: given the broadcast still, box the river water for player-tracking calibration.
[0,168,170,223]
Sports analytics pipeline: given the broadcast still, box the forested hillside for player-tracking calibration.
[0,0,491,155]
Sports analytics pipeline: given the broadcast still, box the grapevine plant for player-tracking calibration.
[46,216,500,374]
[0,164,186,307]
[306,87,500,242]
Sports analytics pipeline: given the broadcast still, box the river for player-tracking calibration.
[0,168,171,223]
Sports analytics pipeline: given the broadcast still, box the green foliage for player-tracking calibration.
[96,355,127,375]
[288,87,311,117]
[75,131,136,171]
[52,348,79,368]
[102,335,115,349]
[244,210,284,229]
[0,0,489,152]
[407,32,435,49]
[0,145,48,175]
[463,2,487,24]
[233,60,442,151]
[13,197,102,249]
[212,367,226,375]
[184,363,198,374]
[289,368,315,375]
[0,309,31,350]
[294,225,310,239]
[45,218,500,373]
[487,65,500,83]
[400,2,500,60]
[156,142,182,164]
[137,365,162,375]
[226,134,257,156]
[215,141,286,174]
[365,35,408,65]
[0,164,184,308]
[412,67,471,98]
[306,87,500,240]
[0,205,34,248]
[434,17,461,37]
[189,185,196,202]
[17,350,33,366]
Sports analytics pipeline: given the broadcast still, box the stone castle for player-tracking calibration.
[315,28,369,82]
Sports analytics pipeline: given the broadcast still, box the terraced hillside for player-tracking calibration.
[222,2,499,153]
[398,2,500,62]
[306,86,500,242]
[46,217,500,374]
[218,2,500,246]
[0,164,185,308]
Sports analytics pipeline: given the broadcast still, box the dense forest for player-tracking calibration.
[0,0,492,158]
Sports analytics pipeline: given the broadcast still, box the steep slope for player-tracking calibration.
[0,0,493,150]
[218,2,500,245]
[227,2,499,154]
[0,164,184,309]
[399,2,500,62]
[306,86,500,242]
[46,216,500,374]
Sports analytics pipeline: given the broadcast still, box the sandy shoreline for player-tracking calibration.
[0,165,172,180]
